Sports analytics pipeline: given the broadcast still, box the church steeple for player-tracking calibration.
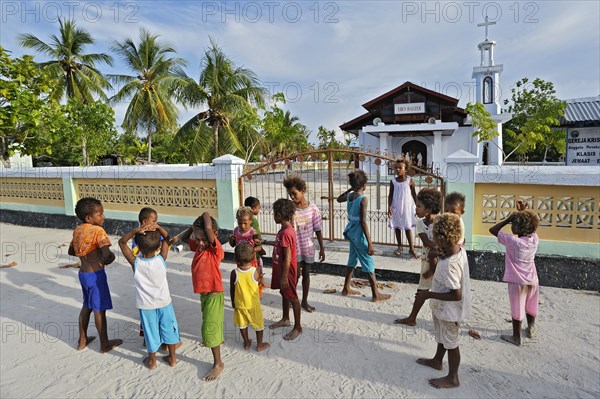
[472,16,503,115]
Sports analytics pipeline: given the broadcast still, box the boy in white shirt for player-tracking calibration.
[415,213,471,389]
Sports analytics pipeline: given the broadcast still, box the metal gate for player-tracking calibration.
[238,149,445,247]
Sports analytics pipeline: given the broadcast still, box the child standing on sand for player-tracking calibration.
[416,212,471,389]
[230,242,270,352]
[337,170,391,302]
[283,175,325,313]
[119,223,180,369]
[268,198,302,340]
[395,188,442,325]
[388,159,419,258]
[181,212,225,381]
[68,197,122,353]
[489,200,539,346]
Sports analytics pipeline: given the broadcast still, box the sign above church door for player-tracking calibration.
[394,102,425,114]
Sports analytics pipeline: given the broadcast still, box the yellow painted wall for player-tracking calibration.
[474,183,600,243]
[74,178,218,219]
[0,178,65,208]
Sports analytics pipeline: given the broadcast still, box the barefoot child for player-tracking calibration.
[229,206,264,295]
[230,242,270,352]
[388,159,418,258]
[268,198,302,340]
[337,170,391,302]
[416,212,471,389]
[283,175,325,313]
[119,224,180,369]
[395,188,442,325]
[131,207,179,345]
[489,200,539,346]
[68,197,123,352]
[181,212,225,380]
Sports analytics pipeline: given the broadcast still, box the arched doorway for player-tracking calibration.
[402,140,427,168]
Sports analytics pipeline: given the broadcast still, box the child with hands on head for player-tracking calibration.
[230,242,270,352]
[395,188,442,325]
[68,197,123,353]
[337,170,391,302]
[489,200,539,346]
[180,212,226,381]
[283,175,325,313]
[119,222,180,370]
[415,212,471,389]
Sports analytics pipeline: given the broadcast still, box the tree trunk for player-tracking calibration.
[82,137,88,166]
[213,124,219,160]
[543,146,549,162]
[147,125,152,163]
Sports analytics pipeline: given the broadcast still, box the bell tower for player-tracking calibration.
[472,16,503,115]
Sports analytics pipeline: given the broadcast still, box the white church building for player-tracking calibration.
[340,19,511,176]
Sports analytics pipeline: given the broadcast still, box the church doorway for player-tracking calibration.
[402,140,427,168]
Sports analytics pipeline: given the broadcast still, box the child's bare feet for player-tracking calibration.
[202,363,224,381]
[526,325,536,339]
[76,336,96,350]
[283,328,302,341]
[243,339,252,350]
[409,249,421,259]
[269,319,291,329]
[162,355,177,367]
[373,293,391,302]
[394,317,416,326]
[501,334,521,346]
[468,329,481,339]
[143,357,157,370]
[301,302,316,312]
[341,287,361,296]
[100,339,123,353]
[257,342,270,352]
[416,358,443,370]
[429,376,460,389]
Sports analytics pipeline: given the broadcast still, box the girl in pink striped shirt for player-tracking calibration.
[283,175,325,313]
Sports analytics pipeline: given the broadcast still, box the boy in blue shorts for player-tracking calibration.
[68,197,123,352]
[119,222,180,369]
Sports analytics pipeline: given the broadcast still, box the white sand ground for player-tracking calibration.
[1,223,599,398]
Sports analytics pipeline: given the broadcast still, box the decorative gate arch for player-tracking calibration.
[239,149,445,246]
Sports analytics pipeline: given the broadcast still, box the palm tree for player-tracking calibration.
[176,38,267,163]
[18,18,112,103]
[110,29,186,162]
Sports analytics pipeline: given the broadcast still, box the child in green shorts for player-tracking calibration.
[181,212,225,381]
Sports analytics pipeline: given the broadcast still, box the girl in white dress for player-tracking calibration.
[388,159,419,258]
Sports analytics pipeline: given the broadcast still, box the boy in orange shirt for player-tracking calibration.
[68,197,122,353]
[181,212,225,381]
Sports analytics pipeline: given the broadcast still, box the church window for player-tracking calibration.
[483,77,493,104]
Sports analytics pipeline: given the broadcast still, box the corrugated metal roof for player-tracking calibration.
[561,96,600,126]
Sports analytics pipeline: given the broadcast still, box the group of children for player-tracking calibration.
[67,158,540,389]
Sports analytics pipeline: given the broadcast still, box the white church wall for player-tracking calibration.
[359,132,380,176]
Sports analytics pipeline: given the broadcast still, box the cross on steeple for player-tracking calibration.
[477,16,496,41]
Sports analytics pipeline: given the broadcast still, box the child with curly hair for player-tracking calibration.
[68,197,122,353]
[230,242,270,352]
[416,212,471,389]
[395,188,442,325]
[283,175,325,313]
[338,170,391,302]
[489,200,539,346]
[268,198,302,341]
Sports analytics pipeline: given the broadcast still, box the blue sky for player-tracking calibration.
[1,0,599,143]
